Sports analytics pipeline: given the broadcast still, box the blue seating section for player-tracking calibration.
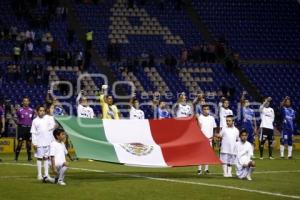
[0,0,83,56]
[241,64,300,111]
[73,0,203,58]
[191,0,300,60]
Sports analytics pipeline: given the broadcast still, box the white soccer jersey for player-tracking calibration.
[235,140,253,167]
[77,104,95,119]
[31,116,54,147]
[259,106,274,129]
[130,107,145,119]
[176,103,192,118]
[50,140,68,167]
[220,126,239,154]
[198,114,217,139]
[219,106,233,128]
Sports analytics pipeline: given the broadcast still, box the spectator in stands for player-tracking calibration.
[65,51,73,66]
[83,49,92,72]
[76,51,84,68]
[85,30,93,50]
[10,26,18,40]
[13,44,21,63]
[45,43,52,61]
[67,28,74,45]
[180,48,188,64]
[0,98,5,137]
[26,41,34,60]
[207,43,216,63]
[0,69,3,88]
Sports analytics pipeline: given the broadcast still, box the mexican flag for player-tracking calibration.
[55,117,221,167]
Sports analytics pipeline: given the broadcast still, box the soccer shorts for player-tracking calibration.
[35,146,50,159]
[17,125,31,141]
[280,129,293,146]
[220,153,236,165]
[259,128,274,144]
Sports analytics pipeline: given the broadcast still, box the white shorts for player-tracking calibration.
[220,153,236,165]
[236,166,250,179]
[35,146,50,159]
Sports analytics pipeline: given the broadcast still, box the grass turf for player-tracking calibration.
[0,150,299,200]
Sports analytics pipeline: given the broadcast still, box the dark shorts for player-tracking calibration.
[17,125,31,141]
[259,128,274,143]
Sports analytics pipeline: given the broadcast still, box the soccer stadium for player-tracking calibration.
[0,0,300,199]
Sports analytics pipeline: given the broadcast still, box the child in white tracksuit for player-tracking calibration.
[49,128,69,186]
[235,129,256,181]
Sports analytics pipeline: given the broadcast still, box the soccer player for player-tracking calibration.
[175,92,193,118]
[130,97,145,119]
[46,90,65,116]
[156,101,171,119]
[259,97,275,160]
[219,97,233,129]
[217,115,239,177]
[15,97,35,161]
[99,85,120,119]
[77,91,95,118]
[235,129,256,181]
[48,128,69,186]
[31,105,55,180]
[197,104,217,175]
[280,96,296,159]
[240,91,257,156]
[193,93,206,116]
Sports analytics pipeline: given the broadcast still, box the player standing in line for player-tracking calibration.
[15,97,35,161]
[219,97,233,129]
[99,85,120,119]
[174,92,193,118]
[77,91,95,118]
[130,97,145,119]
[259,97,275,160]
[235,129,256,181]
[280,96,296,159]
[240,91,257,157]
[156,100,171,119]
[217,115,239,177]
[30,105,55,180]
[193,93,206,116]
[197,104,217,175]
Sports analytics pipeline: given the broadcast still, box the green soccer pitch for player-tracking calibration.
[0,151,299,200]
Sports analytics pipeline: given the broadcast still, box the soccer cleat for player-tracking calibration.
[37,175,43,181]
[197,170,202,175]
[269,157,275,160]
[205,170,210,175]
[288,156,293,159]
[246,175,252,181]
[88,159,94,162]
[57,181,66,186]
[280,156,284,159]
[46,176,55,183]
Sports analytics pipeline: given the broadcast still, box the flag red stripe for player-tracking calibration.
[149,117,221,166]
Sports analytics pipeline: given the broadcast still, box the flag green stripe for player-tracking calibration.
[55,116,119,163]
